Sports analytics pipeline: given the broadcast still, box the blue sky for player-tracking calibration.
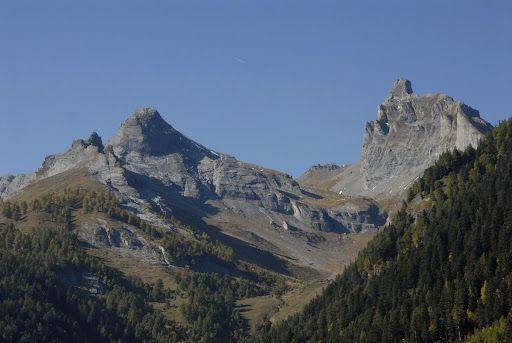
[1,1,511,177]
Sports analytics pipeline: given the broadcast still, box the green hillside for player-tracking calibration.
[0,189,279,342]
[263,119,512,342]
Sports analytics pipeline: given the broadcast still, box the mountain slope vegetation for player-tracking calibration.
[0,188,280,342]
[0,222,185,342]
[263,119,512,342]
[0,84,501,341]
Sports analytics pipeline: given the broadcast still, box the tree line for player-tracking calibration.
[262,119,512,342]
[0,187,286,341]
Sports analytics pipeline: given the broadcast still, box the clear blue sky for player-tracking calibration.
[2,1,511,177]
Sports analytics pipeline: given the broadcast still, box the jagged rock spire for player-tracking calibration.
[388,78,413,99]
[87,132,104,152]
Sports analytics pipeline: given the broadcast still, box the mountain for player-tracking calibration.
[264,118,512,342]
[0,107,391,339]
[300,79,493,203]
[0,80,500,341]
[0,108,387,275]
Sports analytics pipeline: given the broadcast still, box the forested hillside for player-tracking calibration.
[0,220,185,342]
[263,119,512,342]
[0,189,280,342]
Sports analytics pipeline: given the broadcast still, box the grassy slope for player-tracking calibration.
[4,165,382,331]
[4,179,189,328]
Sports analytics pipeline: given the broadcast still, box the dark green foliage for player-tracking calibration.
[407,145,477,200]
[0,201,24,220]
[175,265,276,341]
[176,273,262,341]
[0,188,279,341]
[163,231,237,266]
[0,188,237,267]
[0,223,185,342]
[466,317,511,342]
[265,120,512,342]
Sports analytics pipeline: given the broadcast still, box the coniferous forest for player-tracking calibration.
[4,119,512,341]
[0,190,272,342]
[0,223,185,342]
[262,120,512,342]
[4,2,510,342]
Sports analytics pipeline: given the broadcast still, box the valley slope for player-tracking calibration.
[265,116,512,343]
[0,107,390,333]
[0,79,495,340]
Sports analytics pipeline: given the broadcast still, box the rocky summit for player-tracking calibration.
[0,108,386,274]
[1,79,492,276]
[301,78,493,201]
[0,80,500,337]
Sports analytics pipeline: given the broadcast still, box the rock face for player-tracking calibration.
[319,79,492,199]
[88,109,382,232]
[0,108,386,273]
[78,218,167,266]
[0,174,36,199]
[0,132,104,199]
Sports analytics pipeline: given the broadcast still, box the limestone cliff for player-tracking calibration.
[303,79,493,200]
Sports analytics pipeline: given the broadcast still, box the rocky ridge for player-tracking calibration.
[0,108,386,273]
[301,79,493,200]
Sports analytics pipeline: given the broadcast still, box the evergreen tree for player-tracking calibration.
[264,119,512,342]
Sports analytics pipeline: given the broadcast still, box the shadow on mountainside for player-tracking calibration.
[172,206,293,276]
[122,169,294,276]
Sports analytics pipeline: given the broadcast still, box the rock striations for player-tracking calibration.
[0,108,385,273]
[303,79,493,200]
[2,79,490,272]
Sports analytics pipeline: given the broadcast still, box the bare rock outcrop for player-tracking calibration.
[94,108,384,234]
[0,108,386,273]
[304,79,493,200]
[0,133,104,200]
[78,218,167,265]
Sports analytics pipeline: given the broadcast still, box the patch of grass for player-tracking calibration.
[237,295,282,332]
[300,186,374,210]
[13,168,106,203]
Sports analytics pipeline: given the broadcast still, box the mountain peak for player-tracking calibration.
[388,78,413,99]
[123,107,170,131]
[330,79,492,200]
[107,108,215,160]
[130,107,163,122]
